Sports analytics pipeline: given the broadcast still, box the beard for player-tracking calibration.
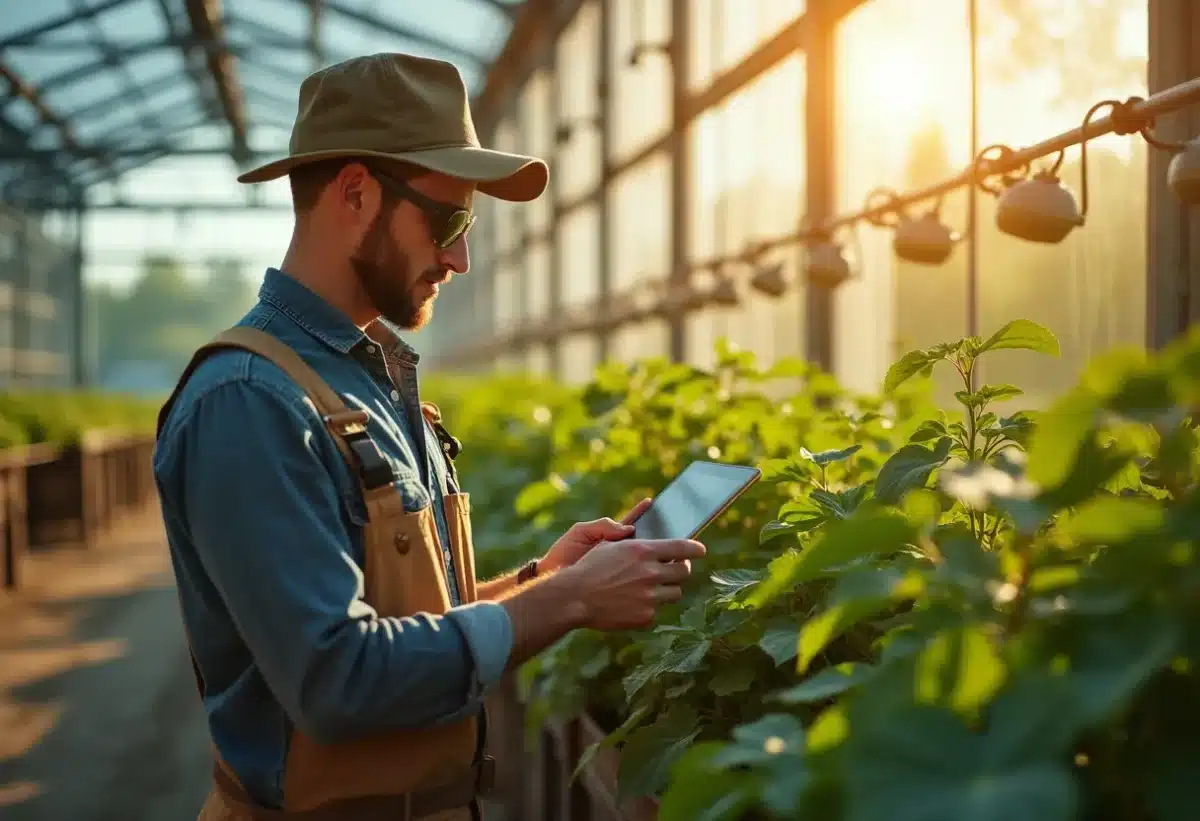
[349,206,440,331]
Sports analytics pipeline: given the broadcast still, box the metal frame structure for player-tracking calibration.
[435,0,1200,378]
[0,0,524,386]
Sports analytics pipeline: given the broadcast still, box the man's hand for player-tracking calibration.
[558,536,707,631]
[538,497,653,574]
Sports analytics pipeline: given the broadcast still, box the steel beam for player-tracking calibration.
[184,0,250,165]
[69,0,166,141]
[308,0,326,70]
[0,0,137,50]
[300,0,490,65]
[0,57,121,184]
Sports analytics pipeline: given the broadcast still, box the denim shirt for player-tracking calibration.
[153,267,513,809]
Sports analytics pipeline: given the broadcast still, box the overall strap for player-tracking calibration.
[420,401,462,488]
[157,326,393,492]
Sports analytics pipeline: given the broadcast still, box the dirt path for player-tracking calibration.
[0,513,211,821]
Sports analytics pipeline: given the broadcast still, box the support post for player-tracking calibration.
[804,6,837,372]
[667,0,691,362]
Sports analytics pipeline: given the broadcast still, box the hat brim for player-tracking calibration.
[236,145,549,202]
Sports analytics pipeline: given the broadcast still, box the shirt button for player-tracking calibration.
[390,389,400,401]
[365,344,377,354]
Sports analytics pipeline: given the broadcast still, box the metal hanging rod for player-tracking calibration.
[694,75,1200,268]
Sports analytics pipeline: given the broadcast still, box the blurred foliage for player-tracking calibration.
[0,391,160,447]
[431,321,1200,820]
[89,253,257,387]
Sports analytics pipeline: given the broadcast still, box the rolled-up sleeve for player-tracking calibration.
[162,377,511,743]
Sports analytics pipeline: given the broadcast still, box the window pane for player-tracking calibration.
[608,151,671,293]
[561,334,599,384]
[975,0,1148,407]
[525,345,552,376]
[519,70,554,235]
[558,1,602,202]
[686,52,807,368]
[494,261,520,333]
[526,239,552,320]
[558,204,601,307]
[493,118,522,254]
[609,320,670,361]
[688,0,805,91]
[608,0,672,164]
[834,0,973,396]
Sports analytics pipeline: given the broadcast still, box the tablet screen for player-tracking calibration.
[633,461,760,541]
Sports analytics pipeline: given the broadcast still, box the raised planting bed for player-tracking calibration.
[26,433,157,550]
[0,443,57,589]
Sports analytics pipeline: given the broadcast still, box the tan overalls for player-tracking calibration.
[156,327,493,821]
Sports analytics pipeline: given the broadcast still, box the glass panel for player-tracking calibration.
[558,1,603,202]
[685,52,807,369]
[525,344,552,375]
[608,151,672,293]
[526,239,552,321]
[688,0,806,91]
[492,118,523,254]
[558,203,601,307]
[561,334,599,384]
[608,0,672,164]
[494,260,520,334]
[975,0,1148,408]
[609,320,670,362]
[833,0,973,397]
[520,70,554,235]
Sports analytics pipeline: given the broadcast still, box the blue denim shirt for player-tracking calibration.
[153,267,513,809]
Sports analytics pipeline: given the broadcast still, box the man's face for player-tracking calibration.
[348,171,473,331]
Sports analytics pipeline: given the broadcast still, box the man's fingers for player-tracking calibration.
[646,539,707,562]
[619,497,653,526]
[652,585,683,604]
[653,560,692,583]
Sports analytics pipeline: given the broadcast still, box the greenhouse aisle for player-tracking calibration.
[0,513,211,821]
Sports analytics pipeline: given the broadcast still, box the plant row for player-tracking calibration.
[427,319,1200,821]
[0,391,163,448]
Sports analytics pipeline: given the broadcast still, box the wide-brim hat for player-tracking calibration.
[236,53,548,203]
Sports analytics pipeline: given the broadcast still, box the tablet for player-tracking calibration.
[632,460,762,541]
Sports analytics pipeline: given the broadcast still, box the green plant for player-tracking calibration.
[438,320,1200,820]
[655,322,1200,821]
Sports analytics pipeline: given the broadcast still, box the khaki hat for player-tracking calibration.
[236,52,549,202]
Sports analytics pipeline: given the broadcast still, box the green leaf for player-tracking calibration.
[1060,609,1180,727]
[801,444,864,465]
[709,664,757,696]
[710,568,764,597]
[1061,495,1164,543]
[513,475,569,516]
[770,663,874,704]
[875,438,954,504]
[845,703,1077,821]
[977,319,1061,357]
[914,626,1007,715]
[618,707,702,798]
[787,510,918,589]
[572,703,651,781]
[759,618,802,665]
[656,742,757,821]
[885,349,938,393]
[711,713,806,769]
[1025,389,1100,488]
[760,519,804,543]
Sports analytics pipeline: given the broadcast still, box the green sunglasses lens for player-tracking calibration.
[438,211,472,248]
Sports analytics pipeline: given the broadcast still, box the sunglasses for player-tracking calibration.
[370,167,476,249]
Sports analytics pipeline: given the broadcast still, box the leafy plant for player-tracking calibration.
[437,320,1200,820]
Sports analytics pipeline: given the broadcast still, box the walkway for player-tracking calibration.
[0,513,210,821]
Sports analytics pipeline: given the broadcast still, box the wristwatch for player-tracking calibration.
[517,559,539,584]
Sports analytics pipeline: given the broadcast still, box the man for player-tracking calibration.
[153,53,705,821]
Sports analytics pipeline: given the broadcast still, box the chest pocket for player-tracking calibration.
[360,485,454,617]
